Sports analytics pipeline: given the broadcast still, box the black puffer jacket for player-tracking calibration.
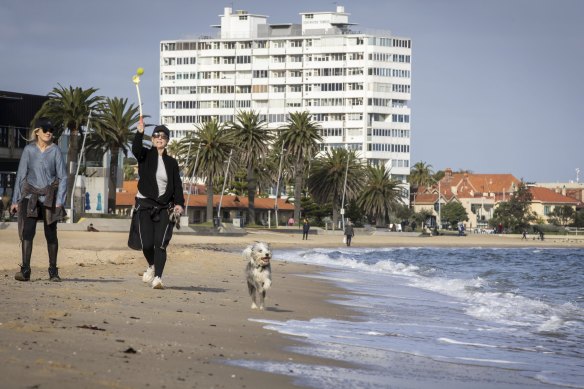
[132,132,185,207]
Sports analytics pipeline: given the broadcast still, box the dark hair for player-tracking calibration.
[34,117,54,132]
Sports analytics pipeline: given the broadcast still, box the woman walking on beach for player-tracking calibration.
[11,118,67,282]
[132,119,184,289]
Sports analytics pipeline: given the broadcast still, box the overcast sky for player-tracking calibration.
[1,0,583,183]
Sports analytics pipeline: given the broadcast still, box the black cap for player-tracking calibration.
[35,117,54,132]
[152,125,170,138]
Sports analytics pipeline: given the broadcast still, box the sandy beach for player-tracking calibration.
[0,225,582,389]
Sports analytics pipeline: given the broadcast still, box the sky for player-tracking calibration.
[1,0,583,183]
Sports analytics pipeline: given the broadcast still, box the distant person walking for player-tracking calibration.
[11,118,67,282]
[344,220,355,247]
[302,218,310,240]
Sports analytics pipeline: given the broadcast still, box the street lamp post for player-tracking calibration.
[274,144,285,229]
[217,149,233,222]
[185,143,201,218]
[340,148,350,231]
[69,111,92,223]
[437,180,441,229]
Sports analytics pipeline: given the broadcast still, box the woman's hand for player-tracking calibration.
[174,205,184,215]
[10,203,18,214]
[137,117,144,133]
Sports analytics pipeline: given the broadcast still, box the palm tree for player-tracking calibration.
[227,110,273,224]
[278,111,322,222]
[185,119,235,222]
[307,148,365,228]
[409,161,435,190]
[87,97,140,211]
[34,85,103,205]
[167,139,181,159]
[358,165,403,226]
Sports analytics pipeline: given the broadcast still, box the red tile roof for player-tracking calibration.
[529,187,579,204]
[116,181,294,210]
[414,193,438,204]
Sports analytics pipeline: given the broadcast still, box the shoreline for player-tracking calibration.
[0,229,581,388]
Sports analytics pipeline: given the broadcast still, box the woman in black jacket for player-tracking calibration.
[132,120,185,289]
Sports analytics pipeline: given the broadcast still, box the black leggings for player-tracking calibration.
[138,207,173,278]
[21,198,58,244]
[345,234,352,247]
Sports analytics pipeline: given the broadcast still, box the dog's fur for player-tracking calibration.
[243,241,272,310]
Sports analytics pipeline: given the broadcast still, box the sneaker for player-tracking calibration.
[151,276,164,289]
[142,266,154,283]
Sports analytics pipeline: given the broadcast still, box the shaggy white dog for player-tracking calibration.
[243,242,272,310]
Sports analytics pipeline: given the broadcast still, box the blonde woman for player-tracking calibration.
[10,118,67,282]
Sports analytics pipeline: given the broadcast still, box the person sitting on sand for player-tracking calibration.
[87,223,99,232]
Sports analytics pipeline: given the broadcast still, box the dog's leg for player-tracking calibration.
[248,282,258,309]
[258,290,266,310]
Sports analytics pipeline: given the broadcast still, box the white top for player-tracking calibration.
[156,155,167,197]
[136,155,168,199]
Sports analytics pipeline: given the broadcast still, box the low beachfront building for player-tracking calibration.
[115,180,295,226]
[412,169,581,230]
[413,169,521,230]
[528,186,580,224]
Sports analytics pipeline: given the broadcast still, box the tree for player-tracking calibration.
[307,148,365,228]
[574,208,584,228]
[167,139,181,159]
[185,119,235,222]
[547,205,575,226]
[490,181,537,232]
[357,165,403,227]
[227,110,273,224]
[440,201,469,227]
[123,157,137,181]
[278,111,322,222]
[87,97,139,211]
[34,85,103,205]
[409,161,435,189]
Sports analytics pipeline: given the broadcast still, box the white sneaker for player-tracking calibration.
[142,266,154,283]
[151,276,164,289]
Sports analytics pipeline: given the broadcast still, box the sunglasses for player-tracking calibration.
[152,132,168,140]
[38,128,54,134]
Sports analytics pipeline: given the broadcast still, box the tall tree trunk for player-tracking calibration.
[247,164,256,225]
[66,128,79,207]
[108,146,120,212]
[206,173,214,223]
[332,190,340,229]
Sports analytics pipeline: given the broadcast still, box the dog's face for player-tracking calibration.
[244,241,272,267]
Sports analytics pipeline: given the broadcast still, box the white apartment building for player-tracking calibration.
[160,6,412,183]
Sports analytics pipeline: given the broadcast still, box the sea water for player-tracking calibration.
[228,247,584,388]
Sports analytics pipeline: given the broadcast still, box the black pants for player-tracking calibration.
[138,206,173,278]
[345,234,352,246]
[302,232,309,240]
[21,198,58,244]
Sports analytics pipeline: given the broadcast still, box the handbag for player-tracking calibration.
[128,208,142,250]
[343,236,347,244]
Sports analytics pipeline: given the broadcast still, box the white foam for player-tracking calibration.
[438,337,498,348]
